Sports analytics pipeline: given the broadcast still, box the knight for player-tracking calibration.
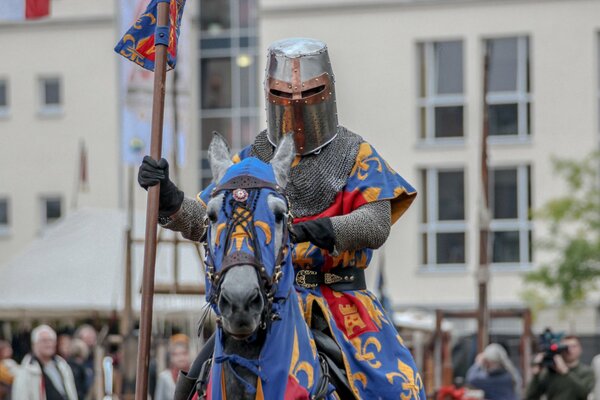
[139,37,425,399]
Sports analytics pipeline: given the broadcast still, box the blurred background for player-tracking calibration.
[0,0,599,398]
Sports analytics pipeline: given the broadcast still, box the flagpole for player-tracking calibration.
[135,2,170,399]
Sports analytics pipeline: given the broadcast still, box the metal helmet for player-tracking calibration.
[265,38,338,155]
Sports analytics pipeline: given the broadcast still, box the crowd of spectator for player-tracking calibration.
[0,323,192,400]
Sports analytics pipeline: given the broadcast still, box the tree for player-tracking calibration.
[523,151,600,316]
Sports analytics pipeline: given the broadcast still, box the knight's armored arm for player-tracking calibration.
[159,197,207,242]
[291,201,391,253]
[138,156,207,242]
[330,200,391,252]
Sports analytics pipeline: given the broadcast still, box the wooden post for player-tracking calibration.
[477,41,491,353]
[134,2,170,399]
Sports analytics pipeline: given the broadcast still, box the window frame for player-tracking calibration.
[197,0,260,190]
[40,195,63,227]
[489,164,533,270]
[0,78,9,118]
[485,36,532,143]
[38,76,63,117]
[419,167,468,271]
[0,197,10,236]
[417,39,466,145]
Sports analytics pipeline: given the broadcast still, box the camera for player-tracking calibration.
[537,328,568,368]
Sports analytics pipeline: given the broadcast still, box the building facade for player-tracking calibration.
[1,0,599,336]
[259,0,600,333]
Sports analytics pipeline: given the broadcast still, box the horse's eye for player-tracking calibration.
[275,211,284,223]
[207,210,218,223]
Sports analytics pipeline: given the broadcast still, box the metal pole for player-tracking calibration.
[135,2,170,399]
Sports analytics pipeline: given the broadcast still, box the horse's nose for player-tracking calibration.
[219,287,263,316]
[218,265,264,317]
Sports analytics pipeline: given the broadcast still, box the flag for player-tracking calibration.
[117,0,191,166]
[0,0,49,21]
[115,0,186,71]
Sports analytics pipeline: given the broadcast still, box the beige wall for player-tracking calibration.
[0,0,200,264]
[259,0,600,329]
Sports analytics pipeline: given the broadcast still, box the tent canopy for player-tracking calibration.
[0,208,206,319]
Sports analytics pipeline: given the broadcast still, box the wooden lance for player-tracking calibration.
[135,2,170,399]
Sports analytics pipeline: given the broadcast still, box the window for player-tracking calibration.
[418,40,465,141]
[489,166,532,266]
[41,197,62,226]
[39,77,62,115]
[0,198,9,235]
[485,37,531,139]
[198,0,259,189]
[0,80,8,117]
[420,168,467,268]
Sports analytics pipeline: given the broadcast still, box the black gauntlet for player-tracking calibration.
[290,218,336,253]
[138,156,184,217]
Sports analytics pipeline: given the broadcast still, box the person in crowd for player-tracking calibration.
[11,324,78,400]
[0,341,17,378]
[73,325,96,398]
[0,362,13,400]
[592,353,600,400]
[525,334,595,400]
[66,339,89,400]
[155,334,191,400]
[56,334,72,361]
[466,343,520,400]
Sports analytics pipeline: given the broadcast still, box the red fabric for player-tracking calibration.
[284,376,310,400]
[293,190,368,224]
[321,286,378,339]
[25,0,49,19]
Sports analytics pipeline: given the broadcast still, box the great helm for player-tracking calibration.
[265,38,338,155]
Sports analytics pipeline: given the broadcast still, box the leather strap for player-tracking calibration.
[295,266,366,291]
[213,175,283,195]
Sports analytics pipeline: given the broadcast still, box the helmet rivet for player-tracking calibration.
[316,78,319,81]
[302,83,305,87]
[321,97,325,100]
[294,86,298,89]
[288,85,292,89]
[305,101,308,104]
[275,82,278,85]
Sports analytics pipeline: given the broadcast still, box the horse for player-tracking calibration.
[199,133,338,400]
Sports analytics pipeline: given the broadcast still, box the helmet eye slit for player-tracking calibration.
[301,85,326,98]
[269,89,293,99]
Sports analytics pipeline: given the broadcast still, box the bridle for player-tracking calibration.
[200,174,332,400]
[203,175,292,332]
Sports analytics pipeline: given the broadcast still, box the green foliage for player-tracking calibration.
[523,151,600,312]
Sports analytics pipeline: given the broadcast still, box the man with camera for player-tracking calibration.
[525,335,595,400]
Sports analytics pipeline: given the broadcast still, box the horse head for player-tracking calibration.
[204,132,295,340]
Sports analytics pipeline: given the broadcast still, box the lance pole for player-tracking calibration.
[135,2,170,399]
[477,41,491,353]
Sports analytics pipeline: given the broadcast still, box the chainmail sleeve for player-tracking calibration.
[330,200,391,252]
[160,197,207,242]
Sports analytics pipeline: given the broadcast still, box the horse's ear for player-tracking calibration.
[208,131,233,183]
[270,133,295,188]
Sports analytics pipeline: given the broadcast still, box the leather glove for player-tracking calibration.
[138,156,184,217]
[290,218,336,253]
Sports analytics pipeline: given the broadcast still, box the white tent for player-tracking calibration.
[0,208,206,319]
